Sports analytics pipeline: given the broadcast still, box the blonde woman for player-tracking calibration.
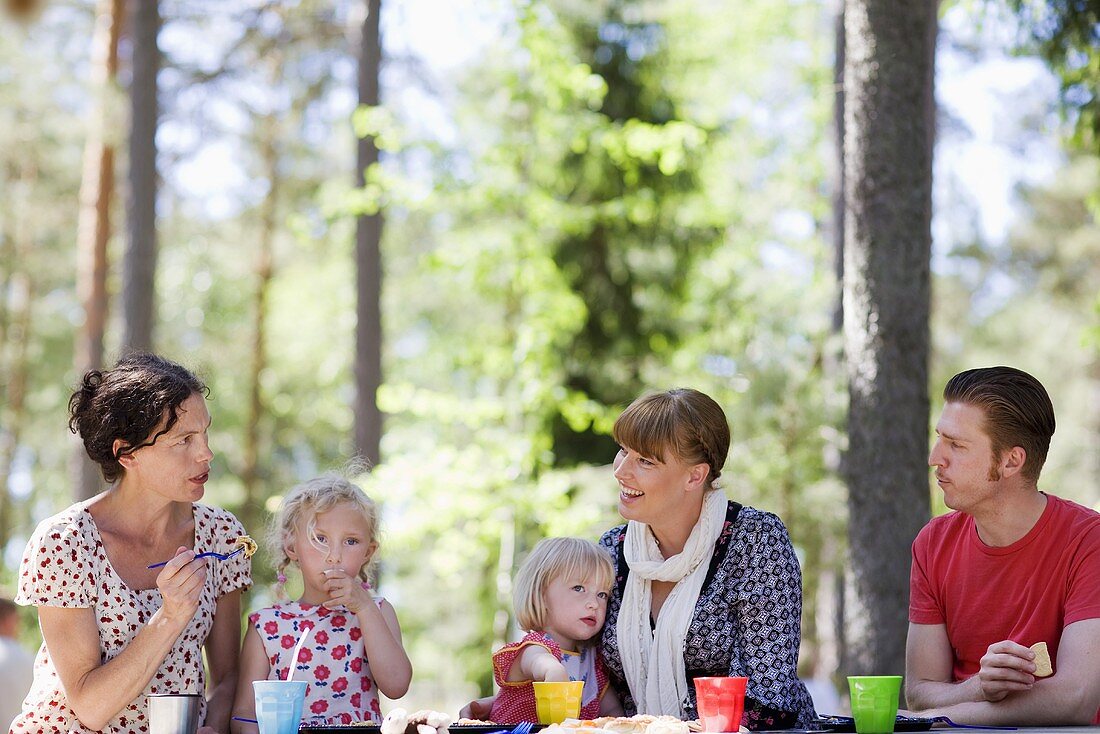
[600,388,816,729]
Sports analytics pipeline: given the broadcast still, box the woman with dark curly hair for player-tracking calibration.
[10,353,251,734]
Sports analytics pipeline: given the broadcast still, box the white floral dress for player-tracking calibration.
[11,502,252,734]
[249,601,384,725]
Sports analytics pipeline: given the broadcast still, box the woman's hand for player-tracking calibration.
[157,546,207,623]
[39,552,208,733]
[322,568,372,613]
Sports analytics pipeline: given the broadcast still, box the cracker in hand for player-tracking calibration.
[1030,641,1053,677]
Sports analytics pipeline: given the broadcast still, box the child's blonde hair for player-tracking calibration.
[513,537,615,633]
[269,467,380,597]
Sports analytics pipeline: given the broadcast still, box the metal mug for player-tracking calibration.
[147,693,202,734]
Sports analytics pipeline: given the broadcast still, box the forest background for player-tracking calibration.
[1,0,1099,716]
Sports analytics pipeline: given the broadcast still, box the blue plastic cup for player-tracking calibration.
[253,680,307,734]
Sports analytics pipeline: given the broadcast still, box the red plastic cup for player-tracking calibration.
[694,676,748,732]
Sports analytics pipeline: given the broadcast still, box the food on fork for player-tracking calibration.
[1030,641,1053,677]
[233,535,258,558]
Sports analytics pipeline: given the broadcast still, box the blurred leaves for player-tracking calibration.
[1002,0,1100,152]
[6,0,1099,711]
[355,0,843,697]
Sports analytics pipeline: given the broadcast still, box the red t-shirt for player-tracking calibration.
[910,493,1100,720]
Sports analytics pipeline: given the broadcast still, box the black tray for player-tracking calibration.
[301,727,548,734]
[815,715,934,733]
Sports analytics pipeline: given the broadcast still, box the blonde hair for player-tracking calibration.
[269,468,380,598]
[513,537,615,633]
[612,388,729,488]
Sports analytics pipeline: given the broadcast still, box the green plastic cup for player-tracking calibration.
[847,675,902,734]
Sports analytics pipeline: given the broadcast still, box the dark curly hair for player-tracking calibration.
[68,353,208,483]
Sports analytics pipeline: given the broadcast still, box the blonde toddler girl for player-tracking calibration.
[488,537,623,723]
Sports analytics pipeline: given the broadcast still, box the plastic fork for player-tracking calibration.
[931,716,1016,730]
[147,547,245,569]
[511,722,535,734]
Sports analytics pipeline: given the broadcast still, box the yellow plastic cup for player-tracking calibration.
[848,676,902,734]
[533,680,584,724]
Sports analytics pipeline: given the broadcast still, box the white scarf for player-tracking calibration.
[618,489,728,718]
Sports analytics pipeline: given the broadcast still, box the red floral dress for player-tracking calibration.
[11,503,252,734]
[489,631,609,724]
[249,601,384,725]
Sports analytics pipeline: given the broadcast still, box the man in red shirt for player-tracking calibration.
[906,366,1100,726]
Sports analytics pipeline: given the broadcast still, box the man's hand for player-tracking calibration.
[975,640,1036,702]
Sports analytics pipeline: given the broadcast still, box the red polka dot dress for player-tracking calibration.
[249,600,384,725]
[11,503,252,734]
[489,631,609,724]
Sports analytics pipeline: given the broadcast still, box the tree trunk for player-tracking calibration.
[122,0,160,353]
[832,2,846,335]
[354,0,383,466]
[241,115,279,534]
[842,0,937,678]
[831,0,850,682]
[73,0,124,501]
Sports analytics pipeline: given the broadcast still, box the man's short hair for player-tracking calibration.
[943,366,1055,482]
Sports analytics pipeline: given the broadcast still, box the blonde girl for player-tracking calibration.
[487,537,624,724]
[232,472,411,732]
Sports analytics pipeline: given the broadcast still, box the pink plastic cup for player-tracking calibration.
[694,676,748,732]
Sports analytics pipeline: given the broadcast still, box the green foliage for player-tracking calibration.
[933,155,1100,503]
[7,0,844,707]
[346,0,844,700]
[1003,0,1100,152]
[0,10,91,582]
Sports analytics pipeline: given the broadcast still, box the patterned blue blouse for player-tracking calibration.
[598,501,817,729]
